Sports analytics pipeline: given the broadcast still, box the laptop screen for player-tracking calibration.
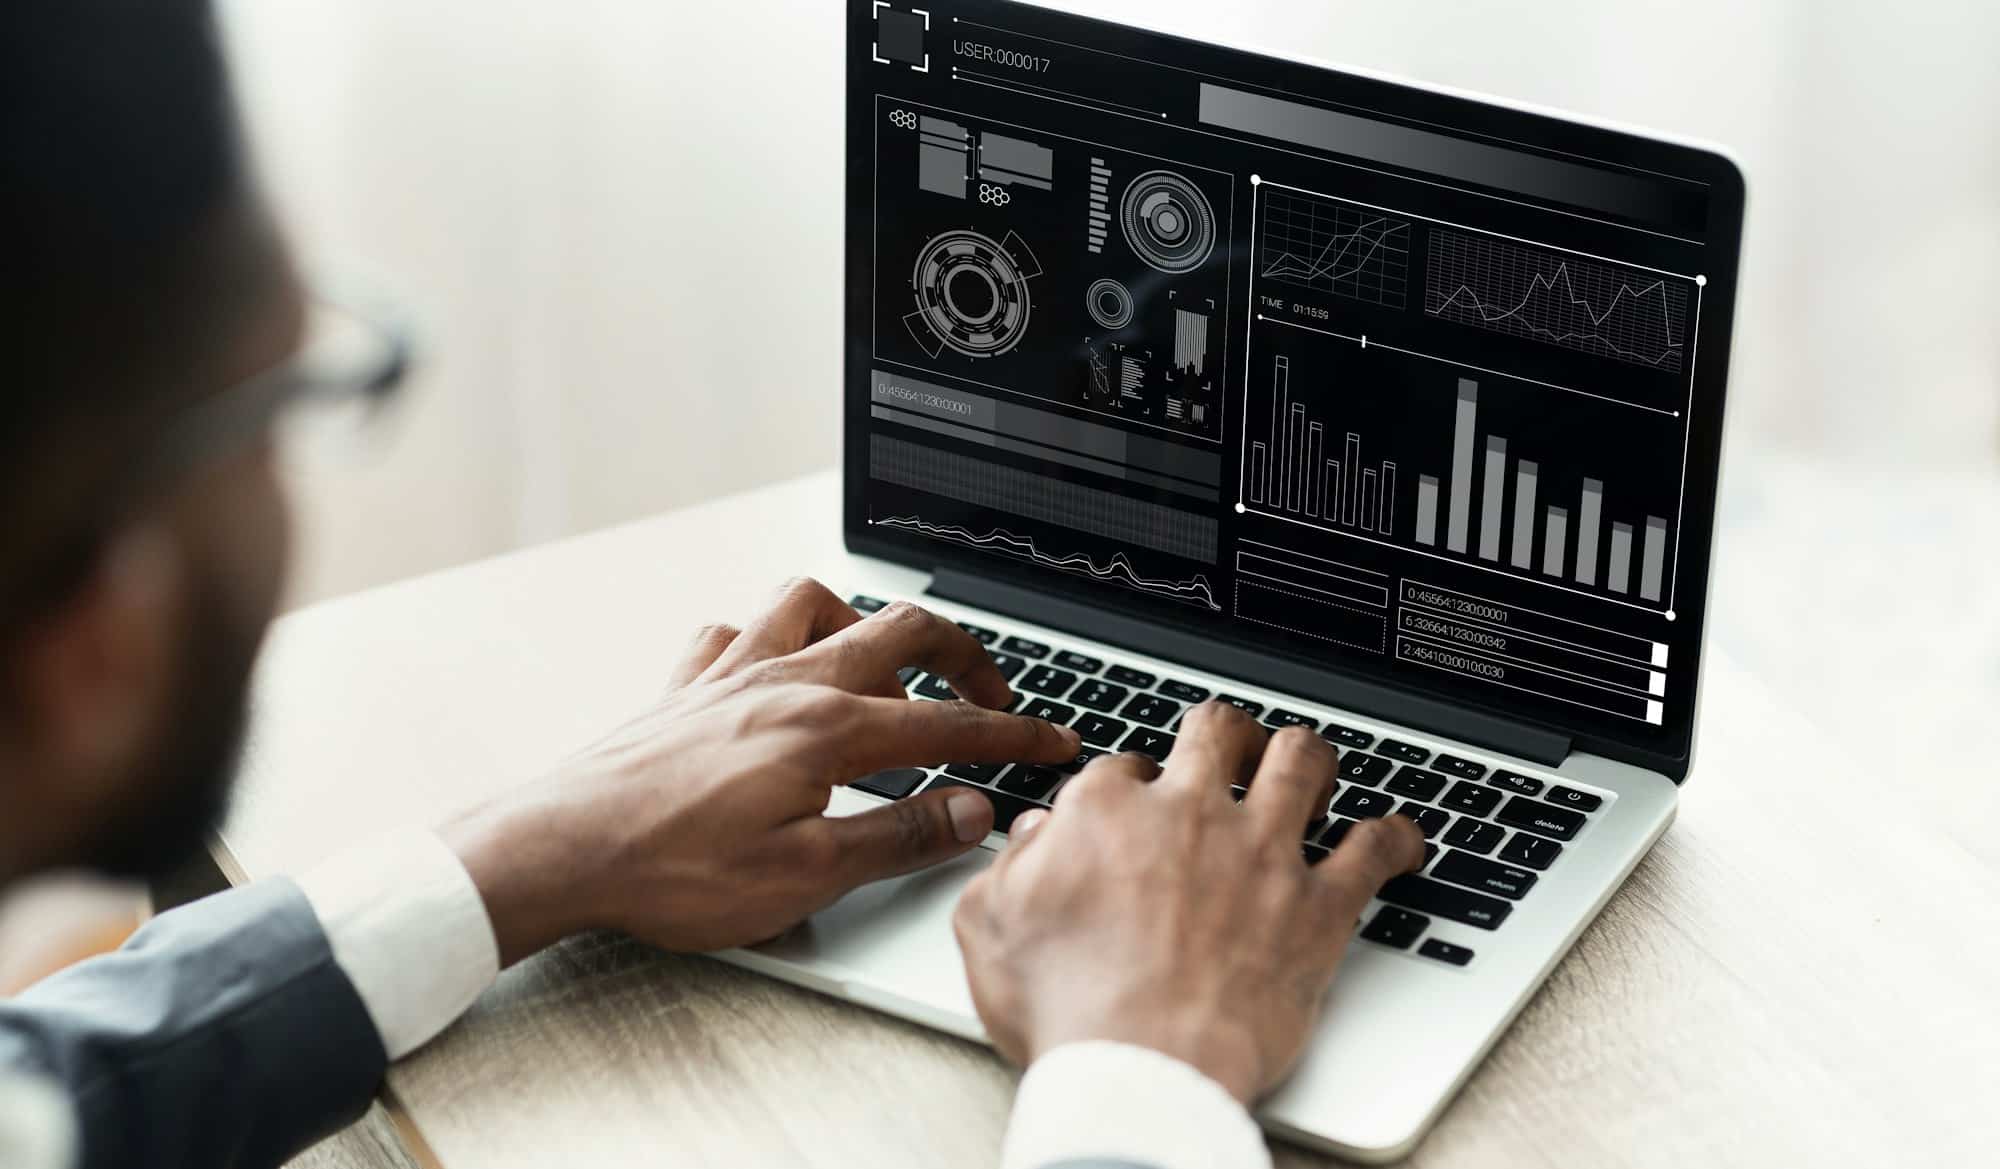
[844,0,1743,776]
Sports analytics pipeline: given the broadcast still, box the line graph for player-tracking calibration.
[1424,228,1690,371]
[1259,188,1411,308]
[875,515,1221,609]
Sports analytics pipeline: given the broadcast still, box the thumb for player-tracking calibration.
[820,785,994,888]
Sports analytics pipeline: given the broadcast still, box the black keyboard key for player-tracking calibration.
[1441,781,1503,818]
[1053,650,1104,673]
[1058,746,1106,774]
[1360,907,1429,949]
[1377,739,1431,764]
[1070,679,1130,713]
[957,622,998,645]
[1106,665,1156,688]
[1418,938,1474,967]
[1547,785,1603,813]
[1385,766,1447,802]
[1301,843,1330,866]
[1072,713,1130,748]
[1442,818,1504,855]
[1215,694,1264,717]
[849,594,888,613]
[1433,754,1488,780]
[897,666,920,687]
[1488,770,1544,797]
[1120,693,1180,727]
[1000,635,1050,659]
[1230,785,1249,803]
[1424,841,1439,868]
[944,760,1007,783]
[1433,851,1539,900]
[998,765,1063,801]
[1498,833,1562,870]
[1496,796,1586,841]
[851,767,926,799]
[1263,707,1319,730]
[1397,803,1449,838]
[1320,723,1375,750]
[1340,754,1394,786]
[1378,874,1512,930]
[1019,666,1079,698]
[1319,817,1357,849]
[914,673,957,700]
[1158,679,1211,703]
[986,652,1028,682]
[1119,727,1176,761]
[1020,699,1077,726]
[927,777,1039,833]
[1332,788,1397,819]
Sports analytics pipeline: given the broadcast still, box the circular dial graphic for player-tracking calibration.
[1085,278,1136,330]
[909,229,1035,359]
[1119,170,1216,275]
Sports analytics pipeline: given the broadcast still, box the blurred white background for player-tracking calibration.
[216,0,1998,843]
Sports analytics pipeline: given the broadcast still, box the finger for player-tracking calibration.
[1314,815,1426,920]
[1161,700,1267,794]
[706,577,864,676]
[836,696,1080,776]
[1242,726,1340,838]
[813,783,995,889]
[666,623,740,690]
[1008,807,1051,848]
[1055,750,1157,806]
[795,601,1014,709]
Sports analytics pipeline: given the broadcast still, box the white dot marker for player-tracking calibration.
[1234,502,1247,514]
[1250,174,1262,186]
[1695,275,1707,287]
[1666,611,1678,622]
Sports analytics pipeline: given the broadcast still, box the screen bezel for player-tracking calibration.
[841,0,1747,782]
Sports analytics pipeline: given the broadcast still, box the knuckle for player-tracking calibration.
[693,622,738,646]
[891,799,939,856]
[777,575,829,603]
[876,599,932,630]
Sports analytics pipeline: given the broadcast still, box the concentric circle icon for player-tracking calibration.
[909,229,1034,359]
[1119,170,1216,274]
[1085,278,1135,330]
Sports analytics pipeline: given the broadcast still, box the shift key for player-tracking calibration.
[1377,874,1513,930]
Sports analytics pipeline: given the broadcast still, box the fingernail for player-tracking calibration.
[947,790,992,843]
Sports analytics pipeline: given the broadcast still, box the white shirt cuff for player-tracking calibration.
[1002,1041,1270,1169]
[296,826,500,1061]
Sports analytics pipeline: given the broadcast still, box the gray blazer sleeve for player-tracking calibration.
[0,878,388,1169]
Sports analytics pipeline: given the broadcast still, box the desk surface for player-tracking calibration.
[228,471,1999,1169]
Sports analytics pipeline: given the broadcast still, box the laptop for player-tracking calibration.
[727,0,1745,1159]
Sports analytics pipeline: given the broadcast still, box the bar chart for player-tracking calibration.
[1240,347,1678,611]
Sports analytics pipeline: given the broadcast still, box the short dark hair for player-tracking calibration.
[1,0,284,628]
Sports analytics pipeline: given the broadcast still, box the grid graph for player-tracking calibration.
[1259,188,1411,308]
[1424,228,1690,371]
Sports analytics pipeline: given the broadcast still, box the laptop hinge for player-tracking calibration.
[928,568,1572,767]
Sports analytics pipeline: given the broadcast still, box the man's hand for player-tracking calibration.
[953,701,1425,1104]
[441,578,1080,965]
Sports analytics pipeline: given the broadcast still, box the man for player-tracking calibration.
[0,3,1424,1167]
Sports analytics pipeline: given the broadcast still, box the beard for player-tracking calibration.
[71,572,262,881]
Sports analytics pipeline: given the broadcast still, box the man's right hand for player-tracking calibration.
[953,701,1425,1104]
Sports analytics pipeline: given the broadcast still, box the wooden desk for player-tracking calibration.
[227,471,1999,1168]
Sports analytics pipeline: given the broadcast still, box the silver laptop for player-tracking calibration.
[727,0,1745,1158]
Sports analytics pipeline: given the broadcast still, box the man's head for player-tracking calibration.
[0,0,303,883]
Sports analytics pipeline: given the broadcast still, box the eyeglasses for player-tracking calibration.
[1,290,414,629]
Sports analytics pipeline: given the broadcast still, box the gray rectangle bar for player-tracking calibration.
[1511,461,1539,569]
[1362,470,1379,533]
[1289,405,1306,509]
[1197,83,1695,230]
[869,406,1219,502]
[1343,434,1361,527]
[1329,461,1342,523]
[1544,506,1569,577]
[1380,462,1397,535]
[1447,380,1478,553]
[1248,443,1266,505]
[1608,522,1634,594]
[1479,436,1507,561]
[1641,517,1668,602]
[979,132,1053,181]
[1417,475,1440,546]
[871,369,1221,487]
[1576,479,1603,585]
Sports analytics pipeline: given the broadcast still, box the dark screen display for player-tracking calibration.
[844,0,1744,776]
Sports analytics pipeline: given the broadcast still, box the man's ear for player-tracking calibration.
[10,527,186,778]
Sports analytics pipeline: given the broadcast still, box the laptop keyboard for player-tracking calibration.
[846,596,1612,968]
